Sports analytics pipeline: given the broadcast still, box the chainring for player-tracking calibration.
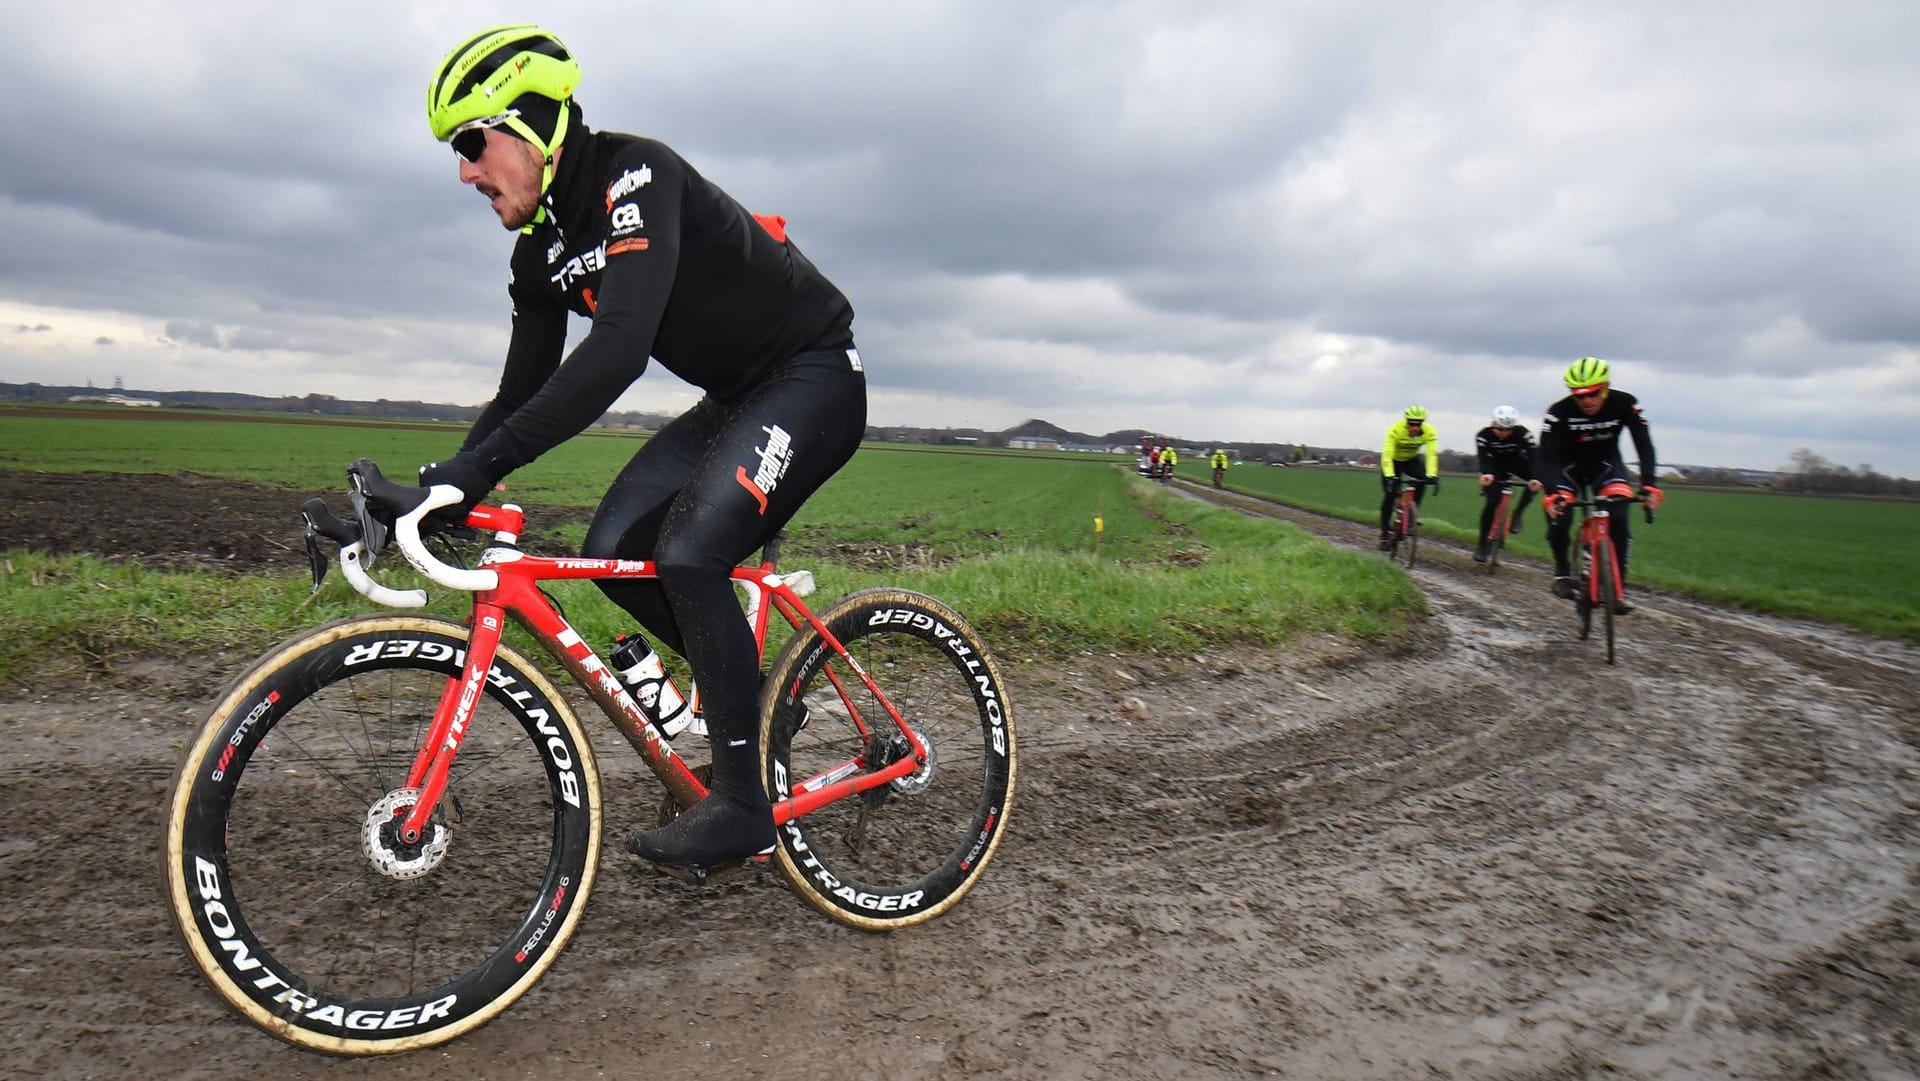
[647,763,751,885]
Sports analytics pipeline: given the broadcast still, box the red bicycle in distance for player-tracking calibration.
[1479,480,1527,574]
[1383,476,1435,568]
[1555,482,1654,665]
[163,459,1016,1055]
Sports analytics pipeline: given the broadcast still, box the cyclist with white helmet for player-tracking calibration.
[1471,405,1537,562]
[1537,357,1663,612]
[1377,406,1439,550]
[419,25,866,870]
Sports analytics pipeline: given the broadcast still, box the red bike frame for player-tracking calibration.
[1575,482,1636,610]
[389,503,928,847]
[1489,485,1516,545]
[1391,476,1432,542]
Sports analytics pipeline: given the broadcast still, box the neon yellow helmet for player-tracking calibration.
[1402,405,1429,421]
[427,25,580,228]
[427,25,579,140]
[1564,356,1611,388]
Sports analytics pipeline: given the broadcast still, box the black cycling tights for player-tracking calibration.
[1378,462,1430,532]
[1544,456,1633,582]
[581,345,866,785]
[1478,476,1536,538]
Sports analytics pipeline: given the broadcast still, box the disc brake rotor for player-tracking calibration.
[888,726,936,795]
[362,787,450,879]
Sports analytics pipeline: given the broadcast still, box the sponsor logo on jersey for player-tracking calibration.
[610,204,643,232]
[549,242,606,290]
[607,237,649,256]
[734,424,794,515]
[605,166,652,211]
[547,239,565,265]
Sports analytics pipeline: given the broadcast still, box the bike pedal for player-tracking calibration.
[647,858,749,886]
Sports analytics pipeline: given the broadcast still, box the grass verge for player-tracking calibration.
[0,477,1421,687]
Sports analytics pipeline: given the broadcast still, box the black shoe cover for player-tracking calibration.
[628,790,775,868]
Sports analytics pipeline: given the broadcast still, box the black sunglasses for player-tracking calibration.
[449,111,520,164]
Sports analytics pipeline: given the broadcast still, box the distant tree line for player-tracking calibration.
[1774,448,1919,496]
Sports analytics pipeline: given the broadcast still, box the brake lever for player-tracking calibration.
[300,497,365,593]
[302,517,328,593]
[348,476,391,565]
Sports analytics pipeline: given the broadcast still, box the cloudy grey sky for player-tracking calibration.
[4,1,1917,474]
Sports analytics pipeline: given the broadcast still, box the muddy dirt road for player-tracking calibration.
[2,470,1916,1080]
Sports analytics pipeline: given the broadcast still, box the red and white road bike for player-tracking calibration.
[163,459,1015,1054]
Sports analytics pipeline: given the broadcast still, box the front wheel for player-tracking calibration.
[763,588,1015,930]
[163,615,603,1055]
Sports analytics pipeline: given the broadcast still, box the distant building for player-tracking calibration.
[66,393,161,407]
[1007,437,1062,450]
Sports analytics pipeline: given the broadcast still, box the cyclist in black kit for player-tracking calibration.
[420,25,867,869]
[1472,405,1537,562]
[1536,357,1664,613]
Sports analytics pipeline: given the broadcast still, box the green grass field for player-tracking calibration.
[0,411,1422,682]
[3,408,1913,686]
[1215,462,1920,640]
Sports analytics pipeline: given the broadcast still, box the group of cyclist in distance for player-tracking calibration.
[1377,355,1665,612]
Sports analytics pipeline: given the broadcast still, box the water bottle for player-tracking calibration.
[609,634,695,738]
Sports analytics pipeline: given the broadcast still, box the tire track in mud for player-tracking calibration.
[1131,478,1920,1079]
[2,474,1917,1079]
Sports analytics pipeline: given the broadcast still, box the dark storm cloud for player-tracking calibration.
[164,321,225,350]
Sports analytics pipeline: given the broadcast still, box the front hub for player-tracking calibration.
[362,787,450,879]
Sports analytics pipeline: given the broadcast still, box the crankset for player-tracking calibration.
[647,764,752,885]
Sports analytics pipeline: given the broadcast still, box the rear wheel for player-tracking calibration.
[1597,536,1618,665]
[1400,494,1420,568]
[1484,493,1510,574]
[1575,540,1594,640]
[763,588,1015,930]
[164,615,602,1054]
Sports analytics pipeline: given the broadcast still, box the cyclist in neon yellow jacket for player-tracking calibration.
[1378,406,1439,550]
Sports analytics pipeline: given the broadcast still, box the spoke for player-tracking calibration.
[261,724,384,806]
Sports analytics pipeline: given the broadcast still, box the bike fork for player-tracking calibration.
[396,603,509,843]
[1584,517,1610,604]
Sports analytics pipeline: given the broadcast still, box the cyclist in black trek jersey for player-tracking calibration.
[1472,405,1538,562]
[419,25,867,869]
[1536,357,1664,613]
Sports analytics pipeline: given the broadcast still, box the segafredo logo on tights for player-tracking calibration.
[735,424,793,515]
